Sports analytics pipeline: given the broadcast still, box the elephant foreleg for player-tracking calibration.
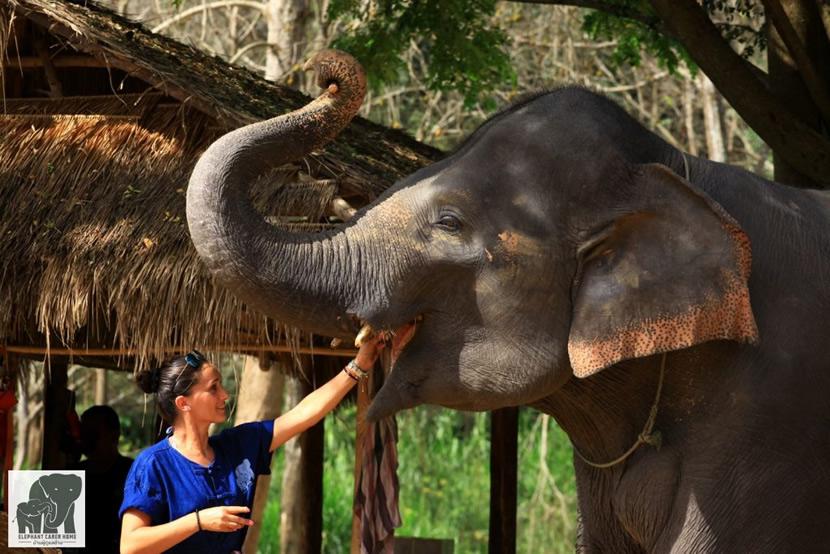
[15,509,32,534]
[63,502,76,533]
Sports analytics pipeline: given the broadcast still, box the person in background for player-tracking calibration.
[67,404,134,553]
[119,336,384,554]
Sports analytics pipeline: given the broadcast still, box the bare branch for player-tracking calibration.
[150,1,264,34]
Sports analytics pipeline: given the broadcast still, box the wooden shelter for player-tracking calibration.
[0,0,440,366]
[0,0,518,551]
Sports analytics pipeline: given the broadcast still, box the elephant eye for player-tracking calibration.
[435,214,461,232]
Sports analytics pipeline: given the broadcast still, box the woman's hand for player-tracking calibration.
[354,333,386,370]
[196,506,253,532]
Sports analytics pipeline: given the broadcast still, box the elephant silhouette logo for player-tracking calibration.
[235,458,254,493]
[8,470,85,548]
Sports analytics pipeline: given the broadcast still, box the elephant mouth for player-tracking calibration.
[356,315,421,367]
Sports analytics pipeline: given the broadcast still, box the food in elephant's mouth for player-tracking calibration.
[354,317,421,365]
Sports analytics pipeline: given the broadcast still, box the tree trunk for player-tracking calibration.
[649,0,830,187]
[683,76,698,156]
[265,0,310,83]
[236,354,285,554]
[94,368,107,405]
[766,0,830,186]
[699,73,726,162]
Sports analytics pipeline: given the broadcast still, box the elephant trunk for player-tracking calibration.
[44,499,62,528]
[187,50,368,338]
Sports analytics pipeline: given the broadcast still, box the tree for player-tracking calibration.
[234,355,284,554]
[329,0,830,188]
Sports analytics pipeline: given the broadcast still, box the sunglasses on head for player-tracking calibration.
[185,349,206,369]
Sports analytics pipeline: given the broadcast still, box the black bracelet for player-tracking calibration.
[343,366,359,381]
[195,509,202,531]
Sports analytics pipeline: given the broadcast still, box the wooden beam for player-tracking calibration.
[5,344,359,358]
[489,407,518,554]
[2,55,107,68]
[34,33,63,97]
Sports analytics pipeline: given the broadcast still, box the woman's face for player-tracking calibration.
[182,363,230,424]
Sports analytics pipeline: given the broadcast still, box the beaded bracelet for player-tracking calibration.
[195,509,202,531]
[343,359,369,381]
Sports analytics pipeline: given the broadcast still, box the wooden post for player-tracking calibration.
[41,361,69,470]
[301,359,325,554]
[2,350,17,510]
[489,407,518,554]
[350,360,371,554]
[280,356,325,554]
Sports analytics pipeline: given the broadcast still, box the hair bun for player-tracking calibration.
[137,367,162,394]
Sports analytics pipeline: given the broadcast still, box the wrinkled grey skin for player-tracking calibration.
[188,51,830,551]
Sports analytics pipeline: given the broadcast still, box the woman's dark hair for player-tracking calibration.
[136,351,206,423]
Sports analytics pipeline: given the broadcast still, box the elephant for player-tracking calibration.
[15,498,53,534]
[187,50,830,551]
[27,473,82,534]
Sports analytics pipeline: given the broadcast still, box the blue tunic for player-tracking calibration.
[119,420,274,553]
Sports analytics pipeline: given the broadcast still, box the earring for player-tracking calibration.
[183,406,191,412]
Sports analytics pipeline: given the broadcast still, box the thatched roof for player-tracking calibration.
[1,0,441,368]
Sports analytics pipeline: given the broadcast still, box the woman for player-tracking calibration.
[119,336,384,554]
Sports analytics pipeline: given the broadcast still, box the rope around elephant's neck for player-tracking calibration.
[572,352,667,469]
[572,154,684,470]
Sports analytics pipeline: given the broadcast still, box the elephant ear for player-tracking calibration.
[568,163,759,377]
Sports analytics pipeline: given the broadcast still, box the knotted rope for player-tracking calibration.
[572,352,666,469]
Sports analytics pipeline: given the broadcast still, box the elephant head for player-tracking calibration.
[187,51,758,421]
[33,473,82,530]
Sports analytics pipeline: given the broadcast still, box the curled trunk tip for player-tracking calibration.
[303,49,367,120]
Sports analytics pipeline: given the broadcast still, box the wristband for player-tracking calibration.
[195,510,202,531]
[343,359,368,381]
[347,359,369,379]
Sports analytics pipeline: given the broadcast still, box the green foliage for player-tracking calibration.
[329,0,768,99]
[328,0,515,106]
[257,405,577,552]
[702,0,768,59]
[582,1,693,73]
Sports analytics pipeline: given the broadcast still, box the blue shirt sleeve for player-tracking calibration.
[119,451,167,523]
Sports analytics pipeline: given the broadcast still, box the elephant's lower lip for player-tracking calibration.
[391,319,418,364]
[351,316,421,364]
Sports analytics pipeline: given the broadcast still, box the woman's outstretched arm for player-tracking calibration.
[269,335,385,452]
